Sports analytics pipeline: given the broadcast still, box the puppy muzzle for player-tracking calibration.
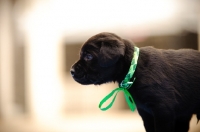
[70,63,92,85]
[71,66,101,85]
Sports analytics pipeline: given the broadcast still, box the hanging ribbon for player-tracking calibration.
[99,47,140,111]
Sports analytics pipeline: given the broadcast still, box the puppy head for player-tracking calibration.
[71,32,125,85]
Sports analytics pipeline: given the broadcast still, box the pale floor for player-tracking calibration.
[0,111,199,132]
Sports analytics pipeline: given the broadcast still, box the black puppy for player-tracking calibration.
[71,32,200,132]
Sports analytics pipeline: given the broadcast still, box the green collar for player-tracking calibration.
[99,46,140,111]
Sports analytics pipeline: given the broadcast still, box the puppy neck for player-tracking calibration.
[115,39,135,84]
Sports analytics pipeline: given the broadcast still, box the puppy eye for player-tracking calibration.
[84,53,93,61]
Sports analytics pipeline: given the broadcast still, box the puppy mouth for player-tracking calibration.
[72,73,102,85]
[72,74,94,85]
[71,65,102,85]
[89,78,99,85]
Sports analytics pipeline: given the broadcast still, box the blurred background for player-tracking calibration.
[0,0,200,131]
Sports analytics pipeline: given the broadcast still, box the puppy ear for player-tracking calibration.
[98,41,125,67]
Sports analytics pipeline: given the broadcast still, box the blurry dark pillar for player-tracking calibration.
[0,0,15,119]
[199,13,200,51]
[0,0,27,120]
[12,0,27,115]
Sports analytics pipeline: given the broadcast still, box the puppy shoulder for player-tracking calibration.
[139,46,161,57]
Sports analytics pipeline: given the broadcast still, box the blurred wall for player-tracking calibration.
[0,0,200,132]
[0,0,200,119]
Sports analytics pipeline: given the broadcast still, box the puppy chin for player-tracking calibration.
[73,76,102,85]
[72,77,93,85]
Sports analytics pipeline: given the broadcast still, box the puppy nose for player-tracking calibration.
[70,68,75,77]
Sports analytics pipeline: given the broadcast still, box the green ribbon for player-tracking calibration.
[99,47,140,111]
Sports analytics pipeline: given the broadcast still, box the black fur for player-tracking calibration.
[71,32,200,132]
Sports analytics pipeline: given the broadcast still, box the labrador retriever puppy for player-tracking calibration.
[70,32,200,132]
